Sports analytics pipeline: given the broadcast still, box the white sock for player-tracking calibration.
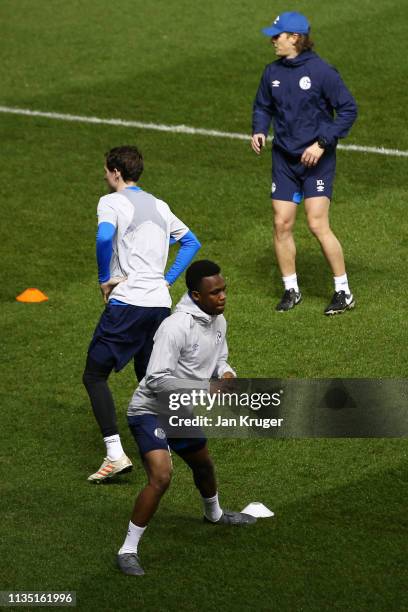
[282,273,299,293]
[118,521,146,555]
[202,493,223,522]
[334,274,351,294]
[103,434,124,461]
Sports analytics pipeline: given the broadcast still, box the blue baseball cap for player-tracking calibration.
[262,12,310,37]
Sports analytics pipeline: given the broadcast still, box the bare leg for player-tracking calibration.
[179,445,217,498]
[131,449,172,527]
[180,444,256,525]
[304,197,346,276]
[272,199,298,276]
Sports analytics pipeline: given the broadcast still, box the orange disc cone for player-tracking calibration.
[16,288,49,303]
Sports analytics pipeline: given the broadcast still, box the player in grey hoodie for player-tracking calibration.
[117,260,256,576]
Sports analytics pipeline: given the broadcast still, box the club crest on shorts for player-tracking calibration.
[272,182,277,193]
[299,76,311,90]
[154,427,166,440]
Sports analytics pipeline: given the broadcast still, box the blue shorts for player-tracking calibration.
[87,304,170,373]
[128,414,207,457]
[271,145,336,203]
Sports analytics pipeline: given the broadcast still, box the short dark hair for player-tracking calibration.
[294,33,314,53]
[186,260,221,292]
[105,146,144,182]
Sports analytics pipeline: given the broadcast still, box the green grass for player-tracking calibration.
[1,1,407,610]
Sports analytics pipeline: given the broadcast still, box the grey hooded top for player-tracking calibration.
[127,292,235,416]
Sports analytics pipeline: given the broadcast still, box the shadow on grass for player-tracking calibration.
[70,459,408,611]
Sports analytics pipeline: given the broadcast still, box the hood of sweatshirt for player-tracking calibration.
[174,292,217,325]
[281,50,316,68]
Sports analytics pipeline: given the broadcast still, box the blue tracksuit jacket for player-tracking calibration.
[252,51,358,156]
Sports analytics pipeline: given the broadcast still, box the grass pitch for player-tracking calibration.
[1,1,407,610]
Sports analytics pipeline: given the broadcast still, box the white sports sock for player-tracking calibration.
[202,493,223,522]
[118,521,146,555]
[103,434,124,461]
[282,273,299,293]
[334,274,351,294]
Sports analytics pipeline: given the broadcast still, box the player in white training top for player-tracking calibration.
[83,146,201,483]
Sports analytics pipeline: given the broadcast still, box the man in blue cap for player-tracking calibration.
[251,12,358,315]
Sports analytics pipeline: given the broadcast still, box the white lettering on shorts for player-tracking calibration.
[316,179,325,193]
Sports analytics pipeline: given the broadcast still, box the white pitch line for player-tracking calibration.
[1,105,407,158]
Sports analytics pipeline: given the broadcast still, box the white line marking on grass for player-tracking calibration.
[1,105,407,158]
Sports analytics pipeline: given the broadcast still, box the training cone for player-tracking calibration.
[16,288,49,303]
[241,502,274,518]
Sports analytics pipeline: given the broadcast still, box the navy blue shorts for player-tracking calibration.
[87,304,170,374]
[128,414,207,457]
[271,145,336,203]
